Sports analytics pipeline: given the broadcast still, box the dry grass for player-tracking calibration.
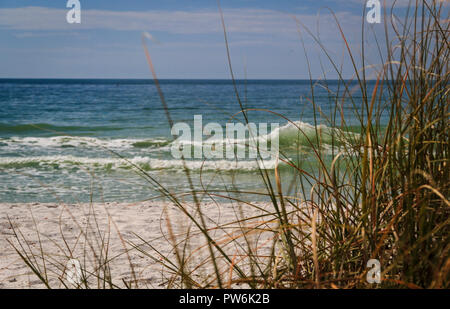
[7,0,449,288]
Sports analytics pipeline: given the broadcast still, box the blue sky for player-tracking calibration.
[0,0,424,79]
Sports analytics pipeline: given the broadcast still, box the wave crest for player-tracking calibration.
[0,155,277,171]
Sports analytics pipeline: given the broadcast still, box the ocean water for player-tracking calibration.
[0,79,375,203]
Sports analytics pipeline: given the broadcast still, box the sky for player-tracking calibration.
[0,0,434,79]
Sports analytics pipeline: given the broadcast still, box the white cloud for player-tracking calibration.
[14,31,82,38]
[347,0,447,8]
[0,6,362,39]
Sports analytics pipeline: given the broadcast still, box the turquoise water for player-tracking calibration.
[0,79,375,203]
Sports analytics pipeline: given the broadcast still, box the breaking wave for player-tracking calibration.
[0,155,278,171]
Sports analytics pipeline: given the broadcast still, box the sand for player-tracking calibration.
[0,201,276,289]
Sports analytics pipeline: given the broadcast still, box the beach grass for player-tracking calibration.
[7,0,449,288]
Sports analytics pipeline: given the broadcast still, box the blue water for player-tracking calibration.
[0,79,374,203]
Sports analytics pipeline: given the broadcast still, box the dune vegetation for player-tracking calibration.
[8,0,449,288]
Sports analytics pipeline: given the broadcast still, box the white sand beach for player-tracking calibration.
[0,201,276,289]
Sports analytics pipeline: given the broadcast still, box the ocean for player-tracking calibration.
[0,79,377,203]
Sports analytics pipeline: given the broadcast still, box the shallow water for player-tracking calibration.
[0,79,379,203]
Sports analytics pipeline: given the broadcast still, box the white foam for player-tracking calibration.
[0,136,169,150]
[0,155,278,171]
